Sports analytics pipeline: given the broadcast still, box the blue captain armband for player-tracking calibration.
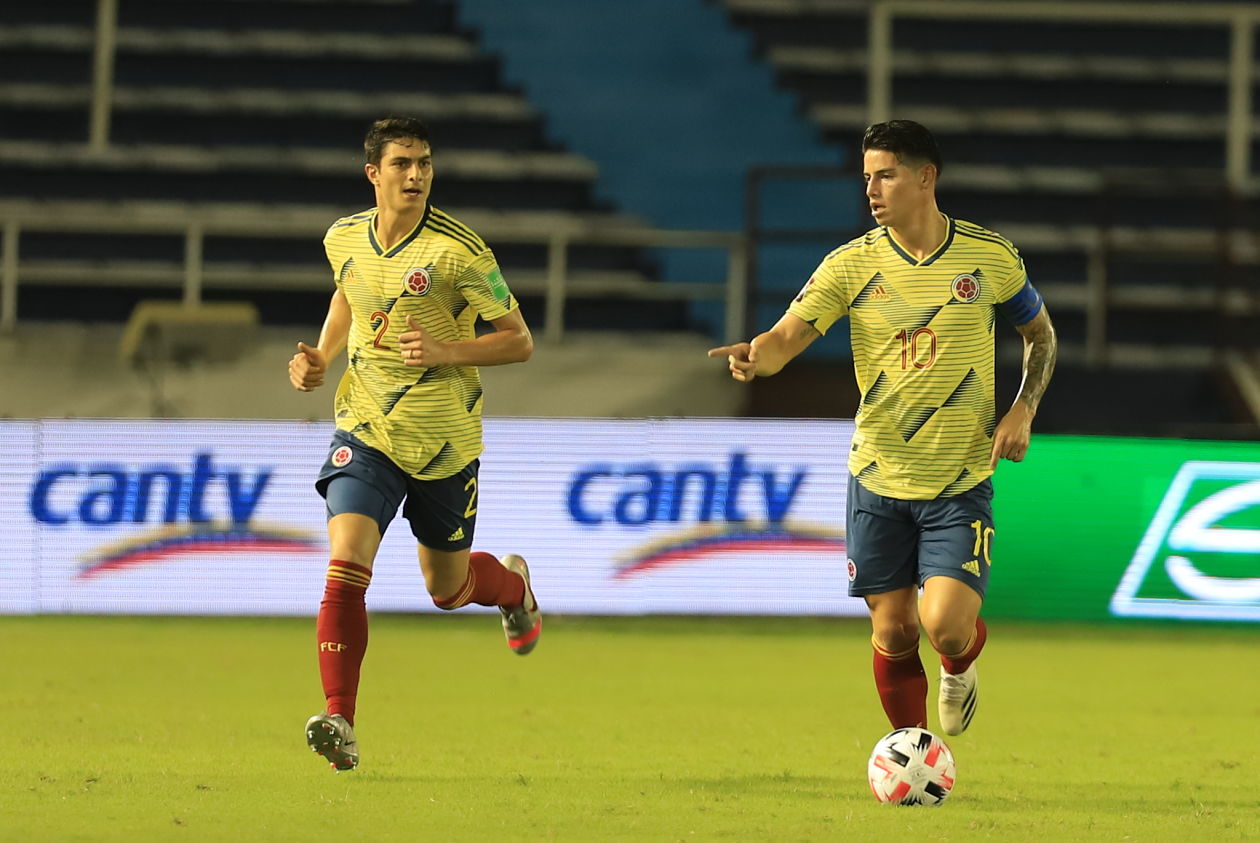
[996,279,1044,326]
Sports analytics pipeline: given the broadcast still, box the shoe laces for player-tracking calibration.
[939,671,969,705]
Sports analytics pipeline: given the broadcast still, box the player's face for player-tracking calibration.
[366,138,433,214]
[862,149,929,228]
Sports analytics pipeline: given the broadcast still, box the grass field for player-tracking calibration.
[6,614,1259,841]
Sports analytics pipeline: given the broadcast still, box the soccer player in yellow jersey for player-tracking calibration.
[710,120,1057,736]
[287,117,540,772]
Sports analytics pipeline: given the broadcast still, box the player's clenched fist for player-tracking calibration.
[289,342,327,391]
[707,340,760,382]
[399,315,451,367]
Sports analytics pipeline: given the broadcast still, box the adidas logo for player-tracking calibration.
[447,526,465,542]
[962,559,981,577]
[871,284,890,302]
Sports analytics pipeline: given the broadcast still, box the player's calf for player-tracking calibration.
[935,618,986,735]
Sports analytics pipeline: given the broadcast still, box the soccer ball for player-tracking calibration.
[867,727,956,805]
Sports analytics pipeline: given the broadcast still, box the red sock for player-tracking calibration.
[316,560,371,726]
[872,638,928,729]
[939,617,987,676]
[433,551,525,610]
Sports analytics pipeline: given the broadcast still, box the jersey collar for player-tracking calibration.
[885,214,955,267]
[367,205,432,258]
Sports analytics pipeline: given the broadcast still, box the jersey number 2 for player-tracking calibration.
[370,311,391,350]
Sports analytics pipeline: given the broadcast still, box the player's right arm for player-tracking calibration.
[707,312,821,382]
[289,288,352,392]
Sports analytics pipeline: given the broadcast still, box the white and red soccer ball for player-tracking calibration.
[867,727,956,806]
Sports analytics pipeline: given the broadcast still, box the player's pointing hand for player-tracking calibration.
[707,340,759,382]
[400,315,450,367]
[289,341,327,391]
[988,401,1034,470]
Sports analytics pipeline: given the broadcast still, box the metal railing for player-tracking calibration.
[744,163,1260,366]
[6,0,1259,364]
[865,0,1260,190]
[742,164,855,339]
[77,0,1260,190]
[0,203,747,345]
[0,0,748,343]
[735,0,1260,371]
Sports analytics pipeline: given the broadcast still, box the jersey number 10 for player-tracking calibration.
[896,328,937,370]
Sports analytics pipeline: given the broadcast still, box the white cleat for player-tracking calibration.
[938,663,978,736]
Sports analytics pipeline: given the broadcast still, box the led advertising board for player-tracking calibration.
[5,421,1258,622]
[3,418,861,617]
[989,435,1260,623]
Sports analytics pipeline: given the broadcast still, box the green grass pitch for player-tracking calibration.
[5,614,1259,841]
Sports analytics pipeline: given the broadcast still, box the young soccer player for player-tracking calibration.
[289,117,541,772]
[710,120,1056,735]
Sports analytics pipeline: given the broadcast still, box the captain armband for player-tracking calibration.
[996,280,1044,326]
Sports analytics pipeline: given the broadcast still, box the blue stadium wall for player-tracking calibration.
[456,0,858,344]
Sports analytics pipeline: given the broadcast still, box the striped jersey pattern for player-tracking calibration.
[787,216,1030,500]
[323,205,517,480]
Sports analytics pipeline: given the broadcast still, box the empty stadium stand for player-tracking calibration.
[1,0,1257,435]
[720,0,1260,436]
[0,0,688,333]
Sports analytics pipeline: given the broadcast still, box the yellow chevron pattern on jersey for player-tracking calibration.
[787,216,1027,499]
[323,205,518,480]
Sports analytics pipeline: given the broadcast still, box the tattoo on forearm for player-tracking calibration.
[1017,317,1057,412]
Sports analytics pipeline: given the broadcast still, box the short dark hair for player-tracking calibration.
[862,120,942,175]
[364,117,431,165]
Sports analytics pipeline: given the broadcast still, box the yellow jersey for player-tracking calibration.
[787,215,1043,499]
[323,205,518,479]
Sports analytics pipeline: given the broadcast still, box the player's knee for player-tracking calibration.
[924,623,970,657]
[872,619,919,653]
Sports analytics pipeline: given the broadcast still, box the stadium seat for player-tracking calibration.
[721,0,1259,342]
[719,0,1259,433]
[0,0,677,332]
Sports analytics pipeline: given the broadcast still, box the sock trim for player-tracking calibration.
[327,559,372,589]
[434,566,476,610]
[872,636,920,661]
[940,628,977,661]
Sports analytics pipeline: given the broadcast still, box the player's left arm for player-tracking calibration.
[990,303,1057,469]
[400,307,533,368]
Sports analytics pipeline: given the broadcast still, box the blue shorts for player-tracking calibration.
[315,430,478,551]
[845,474,994,598]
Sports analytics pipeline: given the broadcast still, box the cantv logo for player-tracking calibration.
[28,452,318,576]
[1112,461,1260,622]
[566,452,845,577]
[31,453,269,525]
[567,452,807,526]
